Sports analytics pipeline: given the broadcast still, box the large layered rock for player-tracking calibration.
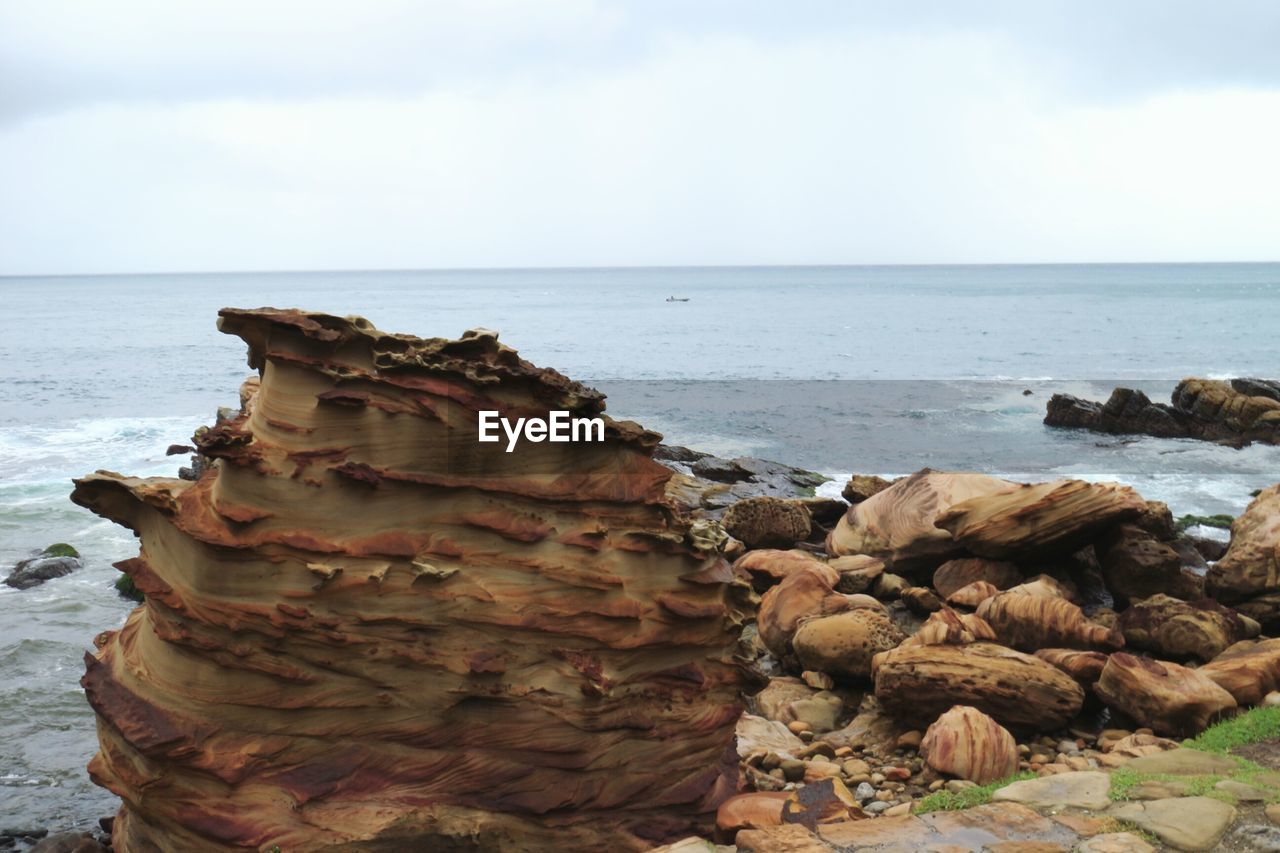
[1207,484,1280,629]
[1116,594,1256,662]
[1094,653,1237,737]
[1044,378,1280,446]
[935,479,1147,561]
[71,309,758,852]
[975,591,1122,652]
[872,642,1085,730]
[757,562,880,657]
[733,549,824,592]
[826,470,1018,572]
[919,705,1018,785]
[1099,524,1200,606]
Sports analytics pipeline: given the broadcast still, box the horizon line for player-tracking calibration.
[2,258,1280,280]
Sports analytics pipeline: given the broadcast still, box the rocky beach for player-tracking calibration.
[7,307,1280,851]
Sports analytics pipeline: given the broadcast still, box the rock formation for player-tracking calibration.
[872,642,1085,731]
[1198,638,1280,706]
[1099,524,1201,606]
[919,705,1018,785]
[944,580,999,609]
[734,549,824,592]
[1207,484,1280,629]
[758,561,881,658]
[1116,594,1257,662]
[792,609,905,680]
[827,470,1019,572]
[840,474,894,505]
[935,479,1147,561]
[1094,653,1237,737]
[72,308,758,852]
[976,591,1123,653]
[722,496,812,549]
[1033,649,1109,686]
[1044,378,1280,446]
[931,558,1022,600]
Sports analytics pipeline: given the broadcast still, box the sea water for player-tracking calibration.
[1,263,1278,828]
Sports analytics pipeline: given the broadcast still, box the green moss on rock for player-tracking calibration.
[42,543,80,558]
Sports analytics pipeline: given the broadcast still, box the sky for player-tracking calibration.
[1,0,1278,275]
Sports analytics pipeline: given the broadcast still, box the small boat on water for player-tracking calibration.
[665,296,690,302]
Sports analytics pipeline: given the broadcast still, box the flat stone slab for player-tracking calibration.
[818,803,1077,851]
[991,771,1113,811]
[1214,779,1270,801]
[1121,747,1238,776]
[1075,832,1156,852]
[1110,796,1236,851]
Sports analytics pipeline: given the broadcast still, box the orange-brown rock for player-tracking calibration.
[71,309,758,852]
[1034,649,1109,686]
[841,474,895,505]
[829,554,886,594]
[872,642,1085,730]
[1005,573,1079,602]
[920,705,1019,784]
[734,548,825,591]
[900,586,943,614]
[1207,484,1280,630]
[932,558,1023,600]
[826,469,1020,572]
[1099,524,1199,606]
[904,608,997,647]
[723,496,812,549]
[945,580,999,609]
[935,479,1147,561]
[1199,638,1280,706]
[715,792,790,839]
[792,609,905,680]
[1116,594,1256,662]
[1094,652,1238,737]
[758,562,881,657]
[976,591,1123,652]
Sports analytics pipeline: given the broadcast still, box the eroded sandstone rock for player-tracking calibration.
[792,609,905,680]
[1094,652,1237,737]
[1116,594,1255,662]
[1199,638,1280,706]
[975,591,1122,652]
[1207,484,1280,629]
[723,496,812,549]
[919,705,1018,784]
[72,309,758,852]
[758,562,881,658]
[932,557,1022,600]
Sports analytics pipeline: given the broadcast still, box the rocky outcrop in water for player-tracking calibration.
[1044,378,1280,446]
[72,309,758,852]
[4,544,82,590]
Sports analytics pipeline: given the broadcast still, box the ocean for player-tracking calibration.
[2,263,1279,830]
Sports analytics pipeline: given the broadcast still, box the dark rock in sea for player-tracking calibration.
[164,443,194,455]
[658,450,831,511]
[1045,378,1280,446]
[4,545,83,590]
[28,831,107,853]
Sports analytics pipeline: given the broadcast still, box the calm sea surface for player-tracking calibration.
[1,263,1278,828]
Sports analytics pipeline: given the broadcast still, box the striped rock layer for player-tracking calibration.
[72,308,755,852]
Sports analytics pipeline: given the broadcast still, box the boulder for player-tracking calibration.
[758,561,880,657]
[903,607,996,647]
[733,549,824,592]
[1207,484,1280,629]
[826,469,1019,571]
[935,479,1147,561]
[975,591,1123,652]
[715,792,789,839]
[829,554,886,594]
[70,309,758,851]
[3,554,81,589]
[1094,652,1237,736]
[722,496,812,549]
[944,580,999,609]
[793,609,905,680]
[1034,649,1109,686]
[920,705,1018,784]
[1109,796,1236,851]
[1116,594,1255,662]
[1099,524,1201,605]
[872,642,1085,730]
[841,474,895,504]
[900,586,943,614]
[1198,638,1280,706]
[932,558,1023,600]
[1004,574,1079,602]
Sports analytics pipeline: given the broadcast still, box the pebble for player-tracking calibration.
[780,759,805,782]
[884,766,911,782]
[928,780,945,792]
[883,802,912,817]
[854,782,876,803]
[1058,740,1079,755]
[895,730,923,750]
[786,720,810,735]
[841,758,871,777]
[864,800,892,814]
[870,772,886,784]
[834,746,853,758]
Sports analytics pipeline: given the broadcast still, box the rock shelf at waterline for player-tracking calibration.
[64,308,1280,852]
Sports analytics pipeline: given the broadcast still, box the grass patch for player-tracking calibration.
[1107,820,1160,846]
[1187,705,1280,753]
[42,542,80,558]
[114,573,144,602]
[1175,513,1234,532]
[913,771,1036,814]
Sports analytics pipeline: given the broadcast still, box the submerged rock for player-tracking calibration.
[4,544,83,589]
[71,308,759,852]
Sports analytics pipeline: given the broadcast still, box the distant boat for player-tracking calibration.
[665,296,690,302]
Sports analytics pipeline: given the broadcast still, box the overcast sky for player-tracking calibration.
[2,1,1278,275]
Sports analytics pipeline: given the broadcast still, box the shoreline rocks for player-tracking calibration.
[4,544,83,590]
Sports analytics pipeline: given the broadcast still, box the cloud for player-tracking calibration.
[0,1,1278,272]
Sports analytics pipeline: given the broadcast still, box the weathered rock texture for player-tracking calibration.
[935,479,1147,561]
[919,705,1018,785]
[1044,378,1280,446]
[72,309,757,852]
[1208,484,1280,629]
[1116,594,1256,662]
[827,470,1018,572]
[975,591,1123,653]
[1199,638,1280,706]
[931,558,1022,600]
[1094,653,1237,737]
[758,562,880,658]
[872,642,1085,730]
[792,609,905,680]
